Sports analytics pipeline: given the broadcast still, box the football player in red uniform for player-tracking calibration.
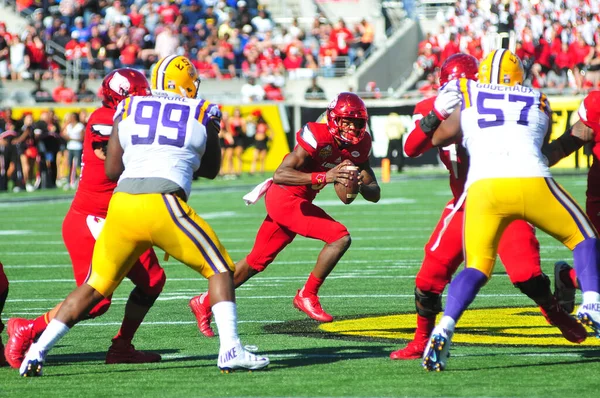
[4,69,166,369]
[543,90,600,314]
[0,261,8,366]
[189,92,381,337]
[390,54,586,360]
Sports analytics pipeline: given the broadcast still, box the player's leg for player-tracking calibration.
[190,215,295,337]
[265,185,350,322]
[525,177,600,336]
[0,261,8,366]
[500,220,586,343]
[5,209,114,369]
[20,192,151,377]
[105,248,165,364]
[391,201,464,360]
[424,179,514,371]
[550,171,600,312]
[155,194,268,371]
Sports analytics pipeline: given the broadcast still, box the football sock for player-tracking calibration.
[582,291,600,306]
[415,314,435,341]
[32,313,50,338]
[573,238,600,293]
[0,261,8,296]
[0,289,7,333]
[114,317,143,342]
[302,273,324,297]
[437,316,456,336]
[444,268,487,321]
[212,301,238,347]
[34,319,70,352]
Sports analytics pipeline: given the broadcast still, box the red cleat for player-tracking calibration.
[4,318,35,369]
[293,290,333,322]
[105,338,161,364]
[390,339,428,360]
[189,293,215,338]
[541,300,587,344]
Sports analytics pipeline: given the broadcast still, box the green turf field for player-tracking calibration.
[1,172,599,397]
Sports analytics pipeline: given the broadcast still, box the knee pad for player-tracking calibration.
[87,297,112,319]
[129,286,160,308]
[415,288,442,318]
[514,274,551,302]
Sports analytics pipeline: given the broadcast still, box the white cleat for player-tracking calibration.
[218,343,269,373]
[576,302,600,338]
[422,327,453,372]
[19,345,46,377]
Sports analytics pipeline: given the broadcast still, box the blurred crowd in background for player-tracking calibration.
[415,0,600,95]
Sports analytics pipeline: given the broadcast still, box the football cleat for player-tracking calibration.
[540,299,587,344]
[189,293,215,338]
[293,290,333,322]
[576,302,600,338]
[20,359,43,377]
[390,339,428,360]
[554,261,576,314]
[422,328,452,372]
[5,318,35,369]
[105,338,161,364]
[19,344,46,377]
[218,342,269,372]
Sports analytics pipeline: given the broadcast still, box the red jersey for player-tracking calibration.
[281,122,371,201]
[70,106,117,217]
[404,96,469,201]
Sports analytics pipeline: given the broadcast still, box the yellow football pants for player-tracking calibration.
[88,192,234,297]
[464,177,597,278]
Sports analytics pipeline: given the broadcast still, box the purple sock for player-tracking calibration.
[573,237,600,292]
[444,268,488,321]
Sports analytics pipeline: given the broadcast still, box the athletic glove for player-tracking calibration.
[433,87,462,120]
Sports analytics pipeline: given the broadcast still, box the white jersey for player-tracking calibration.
[452,79,553,188]
[114,93,220,198]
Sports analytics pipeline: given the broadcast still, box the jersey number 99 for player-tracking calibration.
[132,100,189,148]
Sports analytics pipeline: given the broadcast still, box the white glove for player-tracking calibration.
[433,89,462,120]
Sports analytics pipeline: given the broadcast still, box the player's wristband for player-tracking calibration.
[420,111,443,137]
[311,172,327,185]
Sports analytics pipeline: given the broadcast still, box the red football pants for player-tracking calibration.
[416,199,541,294]
[62,208,166,318]
[246,184,349,271]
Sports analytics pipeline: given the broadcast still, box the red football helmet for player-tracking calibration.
[326,92,369,145]
[439,53,479,86]
[579,90,600,134]
[101,68,151,109]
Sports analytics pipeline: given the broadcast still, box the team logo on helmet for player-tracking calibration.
[152,55,201,98]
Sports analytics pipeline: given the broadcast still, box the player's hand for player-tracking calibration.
[433,88,462,120]
[326,160,355,186]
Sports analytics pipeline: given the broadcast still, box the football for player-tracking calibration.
[334,165,360,204]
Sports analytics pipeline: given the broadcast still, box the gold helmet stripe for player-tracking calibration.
[490,49,507,85]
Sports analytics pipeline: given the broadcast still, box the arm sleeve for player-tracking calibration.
[404,114,434,157]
